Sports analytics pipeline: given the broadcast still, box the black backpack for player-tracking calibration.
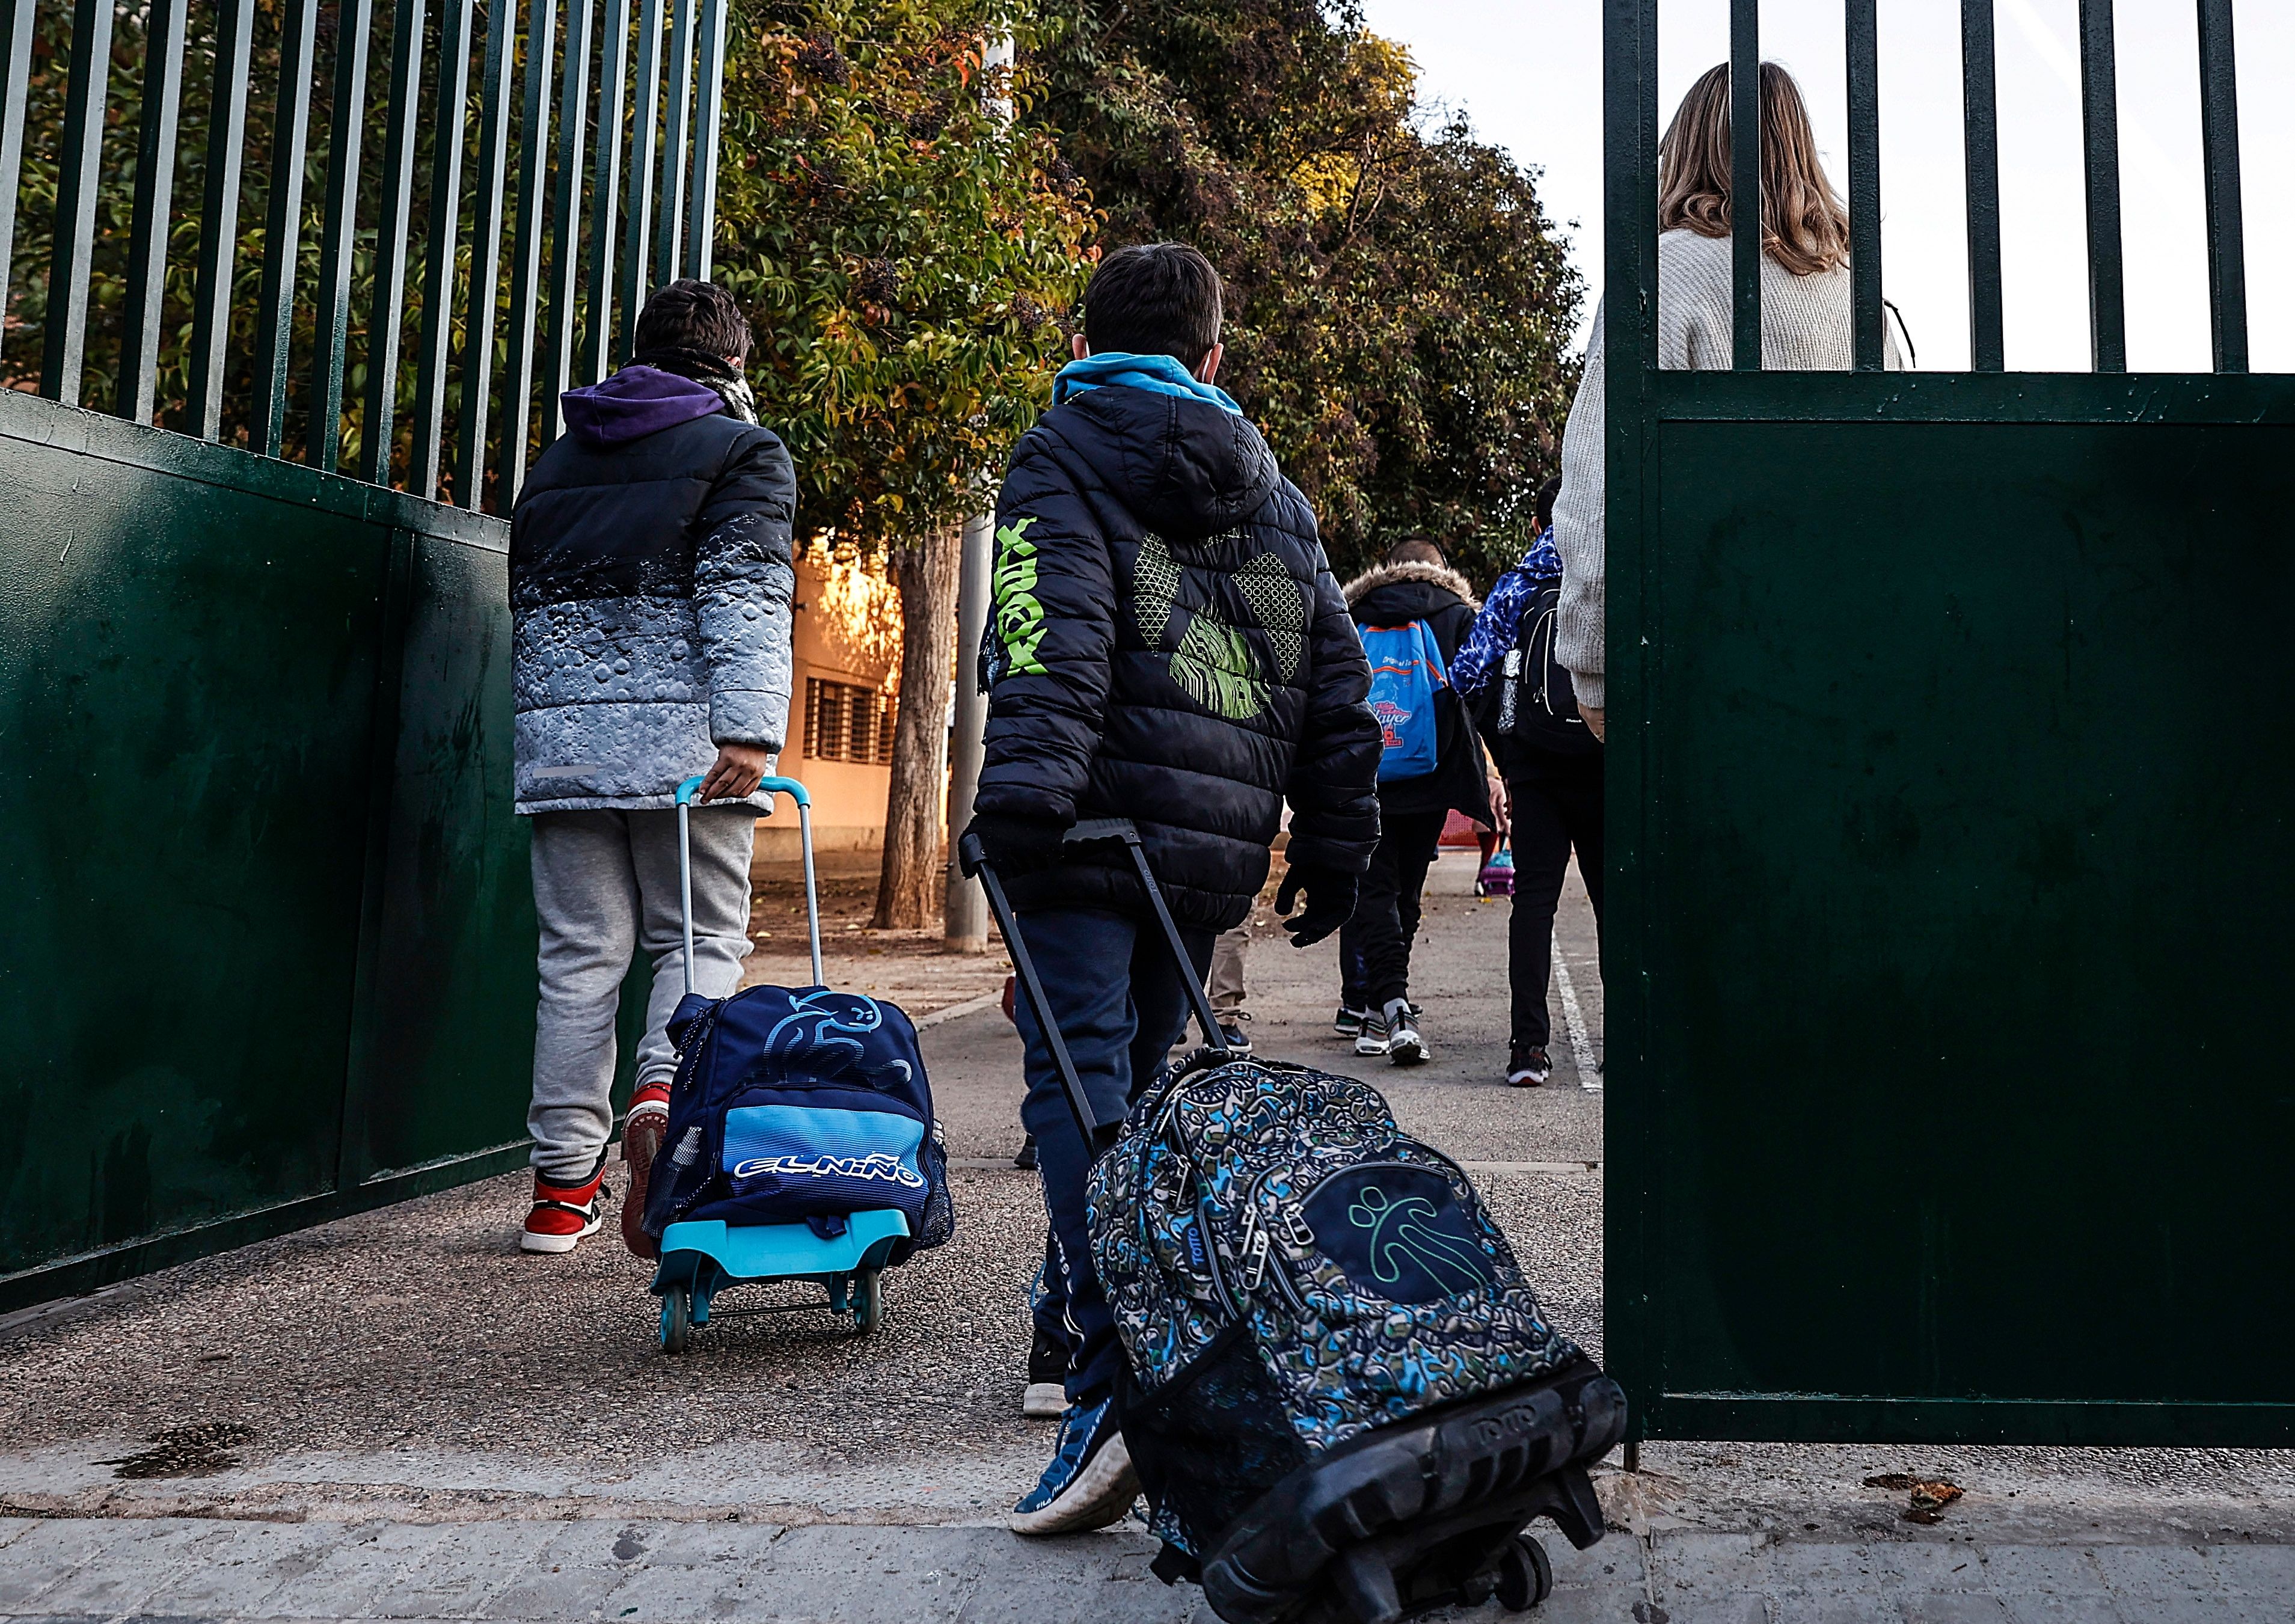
[1487,579,1599,757]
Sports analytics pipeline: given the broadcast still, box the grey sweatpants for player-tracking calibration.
[527,806,756,1183]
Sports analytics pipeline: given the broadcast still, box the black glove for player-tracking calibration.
[965,812,1070,877]
[1275,863,1357,948]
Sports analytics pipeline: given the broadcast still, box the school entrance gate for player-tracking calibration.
[0,0,732,1308]
[1603,0,2295,1445]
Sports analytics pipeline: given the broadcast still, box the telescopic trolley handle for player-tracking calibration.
[676,774,824,993]
[958,818,1231,1148]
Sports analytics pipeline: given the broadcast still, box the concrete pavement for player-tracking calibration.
[2,853,2290,1621]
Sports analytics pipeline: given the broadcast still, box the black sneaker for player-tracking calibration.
[1508,1043,1552,1087]
[1333,1007,1368,1039]
[1217,1018,1253,1055]
[1013,1133,1038,1171]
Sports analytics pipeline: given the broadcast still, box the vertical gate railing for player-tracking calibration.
[3,0,731,510]
[1646,0,2253,384]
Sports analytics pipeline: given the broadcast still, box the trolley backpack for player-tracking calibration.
[1360,620,1450,781]
[1489,578,1599,757]
[642,791,952,1262]
[963,820,1626,1624]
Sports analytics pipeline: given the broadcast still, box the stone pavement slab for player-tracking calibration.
[3,1518,2291,1622]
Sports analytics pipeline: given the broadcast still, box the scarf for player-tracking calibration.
[633,345,759,424]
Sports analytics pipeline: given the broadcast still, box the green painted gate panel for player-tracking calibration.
[341,534,536,1184]
[0,396,540,1307]
[1607,382,2295,1445]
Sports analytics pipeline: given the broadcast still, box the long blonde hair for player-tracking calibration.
[1658,61,1850,278]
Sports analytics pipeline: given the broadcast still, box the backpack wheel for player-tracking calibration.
[660,1288,692,1353]
[851,1269,883,1334]
[1494,1534,1552,1611]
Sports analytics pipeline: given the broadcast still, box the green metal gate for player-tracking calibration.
[0,0,729,1308]
[1604,0,2295,1447]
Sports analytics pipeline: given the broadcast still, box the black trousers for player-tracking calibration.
[1507,755,1605,1049]
[1340,807,1450,1013]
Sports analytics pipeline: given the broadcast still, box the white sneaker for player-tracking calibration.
[1023,1383,1068,1420]
[1383,1002,1428,1066]
[1353,1015,1390,1057]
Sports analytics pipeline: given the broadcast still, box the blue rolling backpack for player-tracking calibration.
[642,775,953,1350]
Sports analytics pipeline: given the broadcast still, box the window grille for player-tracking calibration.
[804,678,896,766]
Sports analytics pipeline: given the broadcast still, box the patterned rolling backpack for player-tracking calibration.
[964,817,1625,1624]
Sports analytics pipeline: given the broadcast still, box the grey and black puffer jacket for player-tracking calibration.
[509,365,797,814]
[974,381,1383,932]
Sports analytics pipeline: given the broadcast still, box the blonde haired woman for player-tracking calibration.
[1552,61,1901,738]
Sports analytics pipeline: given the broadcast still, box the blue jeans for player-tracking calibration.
[1011,905,1213,1405]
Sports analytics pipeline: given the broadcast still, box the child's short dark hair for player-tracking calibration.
[634,279,753,364]
[1534,476,1563,531]
[1082,243,1223,366]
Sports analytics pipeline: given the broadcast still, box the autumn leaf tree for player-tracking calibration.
[1029,0,1583,585]
[713,0,1094,930]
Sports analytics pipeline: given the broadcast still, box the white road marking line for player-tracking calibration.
[913,988,1005,1029]
[1554,931,1601,1092]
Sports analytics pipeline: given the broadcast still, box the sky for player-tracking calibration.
[1356,0,2295,372]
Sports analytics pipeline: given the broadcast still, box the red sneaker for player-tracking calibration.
[521,1162,608,1254]
[620,1083,672,1259]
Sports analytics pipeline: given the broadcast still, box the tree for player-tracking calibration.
[1030,0,1583,585]
[713,0,1092,931]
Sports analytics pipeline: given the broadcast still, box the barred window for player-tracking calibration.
[804,678,896,765]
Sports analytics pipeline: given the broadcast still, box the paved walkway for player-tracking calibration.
[2,854,2289,1621]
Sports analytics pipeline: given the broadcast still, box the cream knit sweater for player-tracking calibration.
[1551,228,1900,708]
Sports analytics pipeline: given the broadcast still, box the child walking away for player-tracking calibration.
[1453,478,1602,1086]
[1339,541,1491,1064]
[966,242,1381,1534]
[509,280,796,1255]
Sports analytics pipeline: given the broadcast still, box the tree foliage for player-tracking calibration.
[714,0,1095,549]
[1030,0,1583,585]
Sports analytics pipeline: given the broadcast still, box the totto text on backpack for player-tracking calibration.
[1360,620,1451,782]
[972,821,1626,1624]
[1490,580,1598,758]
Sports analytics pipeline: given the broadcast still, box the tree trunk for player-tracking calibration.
[871,526,961,930]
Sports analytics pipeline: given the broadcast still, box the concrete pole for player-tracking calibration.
[945,32,1014,954]
[943,509,994,951]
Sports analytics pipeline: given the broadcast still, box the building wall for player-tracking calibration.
[763,545,902,863]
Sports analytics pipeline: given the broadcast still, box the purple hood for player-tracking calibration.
[560,364,726,447]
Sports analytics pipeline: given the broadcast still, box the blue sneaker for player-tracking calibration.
[1010,1396,1138,1534]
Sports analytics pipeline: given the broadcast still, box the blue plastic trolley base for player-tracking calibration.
[645,773,910,1353]
[650,1210,910,1351]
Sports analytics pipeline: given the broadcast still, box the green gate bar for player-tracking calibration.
[1,0,734,1309]
[1605,0,2295,1447]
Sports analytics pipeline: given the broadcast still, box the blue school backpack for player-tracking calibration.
[1087,1051,1613,1578]
[641,983,953,1258]
[1361,620,1448,782]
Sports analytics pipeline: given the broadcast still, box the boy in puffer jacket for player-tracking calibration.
[508,280,796,1257]
[965,242,1382,1535]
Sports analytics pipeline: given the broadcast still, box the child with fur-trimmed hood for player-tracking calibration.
[1337,540,1494,1065]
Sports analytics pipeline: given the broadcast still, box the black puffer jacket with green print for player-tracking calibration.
[974,381,1382,931]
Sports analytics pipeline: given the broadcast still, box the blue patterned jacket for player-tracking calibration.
[1451,529,1563,702]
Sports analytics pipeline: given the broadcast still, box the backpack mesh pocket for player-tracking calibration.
[1121,1319,1310,1557]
